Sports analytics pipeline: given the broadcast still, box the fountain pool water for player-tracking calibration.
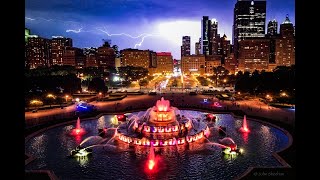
[25,98,290,180]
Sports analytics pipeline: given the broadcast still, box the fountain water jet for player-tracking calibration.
[240,115,250,133]
[71,117,86,136]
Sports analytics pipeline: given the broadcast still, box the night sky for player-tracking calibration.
[25,0,295,59]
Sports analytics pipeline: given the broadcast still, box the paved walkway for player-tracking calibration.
[25,93,295,127]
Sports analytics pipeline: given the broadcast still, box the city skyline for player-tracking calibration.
[26,0,295,59]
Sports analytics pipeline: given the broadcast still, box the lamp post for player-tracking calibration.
[47,94,55,107]
[65,95,69,103]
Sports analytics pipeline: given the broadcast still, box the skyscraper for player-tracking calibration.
[210,19,219,55]
[195,38,201,55]
[210,19,218,39]
[280,15,294,37]
[195,42,201,55]
[266,20,278,65]
[201,16,212,55]
[181,36,191,57]
[275,15,295,66]
[267,19,278,36]
[233,0,266,57]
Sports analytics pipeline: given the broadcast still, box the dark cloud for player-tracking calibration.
[25,0,295,59]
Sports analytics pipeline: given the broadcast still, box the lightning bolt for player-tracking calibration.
[25,17,81,25]
[97,27,151,39]
[26,17,35,21]
[66,28,83,33]
[26,17,160,48]
[134,34,153,48]
[97,27,158,48]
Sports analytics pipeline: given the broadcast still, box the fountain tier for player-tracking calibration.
[117,97,209,146]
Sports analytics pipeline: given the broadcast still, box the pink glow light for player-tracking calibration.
[156,97,170,112]
[240,115,250,133]
[71,117,86,136]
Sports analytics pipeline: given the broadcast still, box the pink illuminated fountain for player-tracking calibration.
[240,115,250,133]
[71,117,86,136]
[116,97,210,147]
[70,97,243,160]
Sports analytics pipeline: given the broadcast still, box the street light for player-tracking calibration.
[47,94,55,98]
[281,92,287,97]
[47,94,56,107]
[65,95,69,102]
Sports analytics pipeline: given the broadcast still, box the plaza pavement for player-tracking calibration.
[25,93,295,127]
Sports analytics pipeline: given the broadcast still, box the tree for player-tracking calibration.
[118,66,148,81]
[88,77,108,93]
[139,79,149,88]
[112,45,120,58]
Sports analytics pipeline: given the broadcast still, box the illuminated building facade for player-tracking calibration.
[50,36,73,66]
[84,48,98,67]
[155,52,173,74]
[25,36,50,69]
[120,48,157,73]
[275,15,295,66]
[63,47,86,69]
[181,55,205,75]
[205,55,222,74]
[96,42,116,68]
[267,19,278,36]
[201,16,212,55]
[195,39,201,55]
[210,19,219,55]
[233,0,266,58]
[181,36,191,57]
[224,53,237,74]
[238,38,270,72]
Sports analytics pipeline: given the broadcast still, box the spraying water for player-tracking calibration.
[71,117,86,135]
[240,115,250,133]
[80,136,103,146]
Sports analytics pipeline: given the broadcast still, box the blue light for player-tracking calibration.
[77,105,88,109]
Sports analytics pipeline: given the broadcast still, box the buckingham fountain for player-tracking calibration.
[70,97,242,158]
[25,97,291,179]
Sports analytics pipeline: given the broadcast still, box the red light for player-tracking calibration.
[156,52,171,56]
[75,129,80,134]
[148,160,155,170]
[117,114,125,120]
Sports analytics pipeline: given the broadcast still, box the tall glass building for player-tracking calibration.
[201,16,212,55]
[233,0,266,57]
